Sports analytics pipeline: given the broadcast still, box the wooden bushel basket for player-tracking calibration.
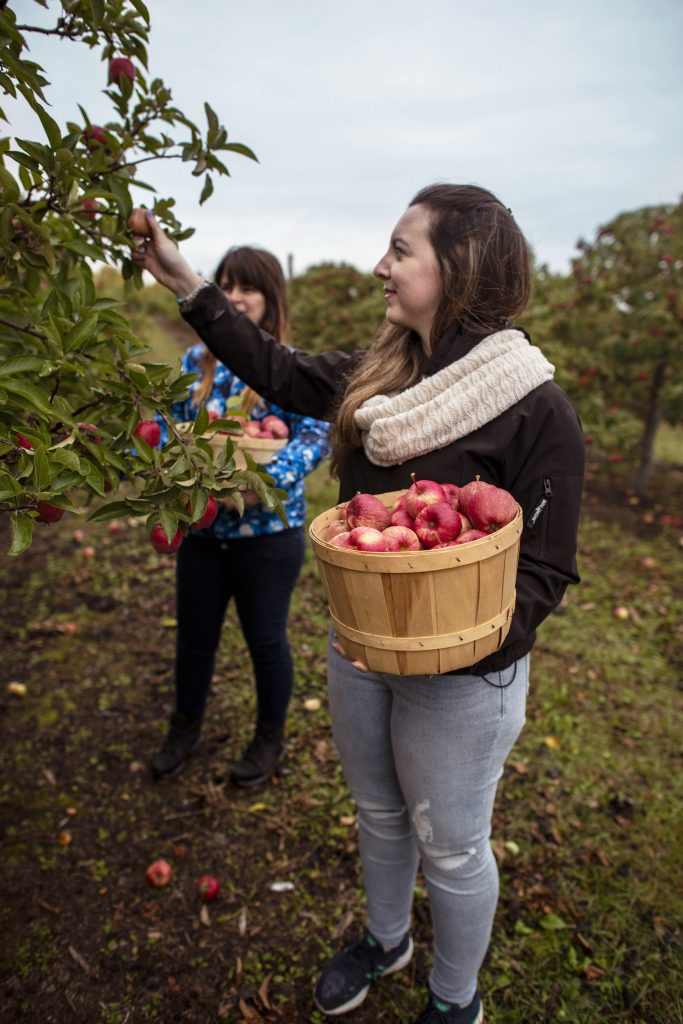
[309,490,523,676]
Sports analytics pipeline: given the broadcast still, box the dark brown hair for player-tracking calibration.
[194,247,289,410]
[331,183,532,471]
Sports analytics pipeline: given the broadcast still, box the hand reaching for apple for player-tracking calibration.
[129,208,203,298]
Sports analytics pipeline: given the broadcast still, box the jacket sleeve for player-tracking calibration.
[502,384,585,652]
[262,413,331,492]
[182,284,359,421]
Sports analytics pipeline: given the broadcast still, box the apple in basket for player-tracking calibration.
[441,482,460,511]
[414,502,462,548]
[382,525,421,551]
[242,421,263,438]
[348,526,390,551]
[261,415,289,439]
[468,485,517,530]
[457,478,493,518]
[455,529,489,544]
[345,493,391,531]
[325,520,349,543]
[404,476,447,519]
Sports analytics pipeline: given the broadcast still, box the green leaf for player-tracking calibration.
[84,460,106,496]
[0,356,50,377]
[223,141,259,162]
[33,446,49,490]
[63,314,99,352]
[159,507,178,543]
[193,405,209,435]
[2,378,55,418]
[87,500,132,523]
[539,914,568,931]
[0,165,19,201]
[8,512,34,556]
[199,173,213,206]
[204,102,219,134]
[34,104,62,149]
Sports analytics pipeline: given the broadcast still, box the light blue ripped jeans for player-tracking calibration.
[327,640,529,1007]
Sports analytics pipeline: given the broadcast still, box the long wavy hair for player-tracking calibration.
[331,184,533,473]
[193,246,289,414]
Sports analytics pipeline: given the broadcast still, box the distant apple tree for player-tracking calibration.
[564,201,682,493]
[0,0,283,554]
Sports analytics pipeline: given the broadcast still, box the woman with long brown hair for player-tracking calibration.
[151,246,330,787]
[133,185,584,1024]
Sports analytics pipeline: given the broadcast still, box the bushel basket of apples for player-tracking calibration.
[308,476,523,676]
[178,413,289,468]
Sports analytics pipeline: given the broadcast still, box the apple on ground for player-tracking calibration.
[83,546,95,560]
[107,520,121,534]
[413,502,462,548]
[108,57,136,84]
[404,476,447,519]
[345,493,391,531]
[146,859,173,888]
[151,523,183,554]
[35,501,64,524]
[468,486,517,531]
[382,525,421,551]
[197,875,220,903]
[457,478,492,518]
[613,606,630,621]
[133,419,161,447]
[348,526,390,551]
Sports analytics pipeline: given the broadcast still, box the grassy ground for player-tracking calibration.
[1,452,682,1023]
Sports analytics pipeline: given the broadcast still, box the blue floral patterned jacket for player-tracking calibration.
[159,344,331,539]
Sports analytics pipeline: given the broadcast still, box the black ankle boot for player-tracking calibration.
[229,723,286,787]
[151,711,202,780]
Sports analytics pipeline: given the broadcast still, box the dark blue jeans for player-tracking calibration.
[174,528,306,727]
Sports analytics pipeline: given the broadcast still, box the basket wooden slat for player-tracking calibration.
[309,489,522,676]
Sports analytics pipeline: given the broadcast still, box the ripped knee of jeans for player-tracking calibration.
[356,801,411,842]
[411,800,490,879]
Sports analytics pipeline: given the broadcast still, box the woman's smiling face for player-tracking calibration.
[373,204,443,349]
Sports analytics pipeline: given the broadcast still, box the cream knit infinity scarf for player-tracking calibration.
[354,328,555,467]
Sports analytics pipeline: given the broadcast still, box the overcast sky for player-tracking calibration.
[11,0,683,278]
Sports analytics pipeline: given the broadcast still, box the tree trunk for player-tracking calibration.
[631,361,667,495]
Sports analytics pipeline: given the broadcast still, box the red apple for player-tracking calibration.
[107,520,121,534]
[133,419,161,448]
[151,523,183,554]
[328,532,355,549]
[146,858,173,888]
[404,476,447,519]
[457,478,493,518]
[127,208,152,236]
[83,545,95,560]
[325,520,349,542]
[197,875,220,903]
[108,57,136,85]
[243,420,263,438]
[382,525,421,551]
[468,486,517,531]
[613,606,630,621]
[414,502,462,548]
[455,529,489,544]
[191,495,219,530]
[391,507,416,529]
[348,526,390,551]
[82,198,99,221]
[16,433,34,450]
[82,124,106,147]
[77,422,100,444]
[35,501,64,524]
[261,414,289,439]
[345,493,391,531]
[441,483,460,511]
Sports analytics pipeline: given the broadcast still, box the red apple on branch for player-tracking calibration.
[35,501,64,524]
[82,124,106,147]
[16,433,34,450]
[108,57,136,85]
[190,495,219,530]
[151,523,183,554]
[133,419,161,448]
[127,208,152,237]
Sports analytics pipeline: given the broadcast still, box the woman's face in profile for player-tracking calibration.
[221,278,267,328]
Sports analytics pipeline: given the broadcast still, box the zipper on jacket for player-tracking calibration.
[527,477,553,531]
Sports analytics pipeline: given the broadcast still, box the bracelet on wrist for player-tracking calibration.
[176,280,211,311]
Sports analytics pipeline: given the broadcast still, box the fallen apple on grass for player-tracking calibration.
[197,875,220,903]
[146,859,173,888]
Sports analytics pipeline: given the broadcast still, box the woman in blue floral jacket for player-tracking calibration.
[152,247,330,786]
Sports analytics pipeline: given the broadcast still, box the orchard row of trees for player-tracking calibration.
[1,3,680,555]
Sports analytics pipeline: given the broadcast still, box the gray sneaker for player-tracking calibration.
[314,931,414,1015]
[150,712,201,780]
